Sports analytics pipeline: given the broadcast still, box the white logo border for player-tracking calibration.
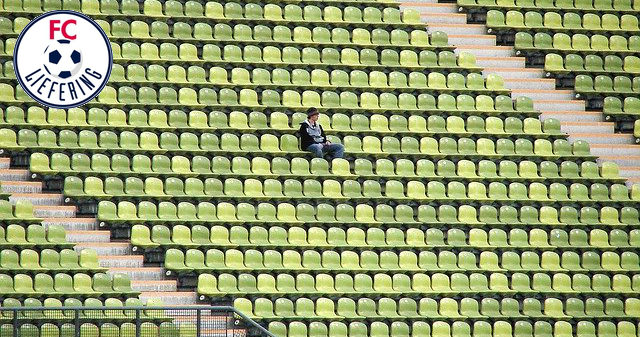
[13,10,113,109]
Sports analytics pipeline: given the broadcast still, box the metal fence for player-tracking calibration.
[0,305,276,337]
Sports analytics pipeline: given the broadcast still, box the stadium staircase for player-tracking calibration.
[400,0,640,183]
[3,0,640,336]
[0,156,239,336]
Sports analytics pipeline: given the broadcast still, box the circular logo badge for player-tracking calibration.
[13,10,112,109]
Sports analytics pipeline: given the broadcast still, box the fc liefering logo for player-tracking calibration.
[14,10,112,109]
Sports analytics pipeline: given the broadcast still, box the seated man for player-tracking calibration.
[298,108,345,160]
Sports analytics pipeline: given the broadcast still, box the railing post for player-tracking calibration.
[196,308,202,337]
[135,308,141,337]
[12,309,17,337]
[74,309,80,337]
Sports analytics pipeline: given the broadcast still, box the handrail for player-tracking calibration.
[228,306,277,337]
[0,305,276,337]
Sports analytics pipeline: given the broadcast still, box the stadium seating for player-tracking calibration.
[0,199,141,331]
[458,0,639,14]
[456,0,640,135]
[2,0,640,336]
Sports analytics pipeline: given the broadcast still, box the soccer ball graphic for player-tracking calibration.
[43,39,82,79]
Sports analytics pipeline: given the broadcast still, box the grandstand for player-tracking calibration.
[0,0,640,336]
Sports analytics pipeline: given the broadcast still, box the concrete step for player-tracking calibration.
[98,255,144,268]
[626,177,640,186]
[131,280,178,292]
[597,156,640,167]
[568,133,635,145]
[476,57,525,69]
[504,78,556,90]
[428,23,487,35]
[455,45,513,58]
[9,193,63,206]
[0,181,42,193]
[420,13,467,24]
[483,68,543,79]
[33,205,76,218]
[0,158,10,169]
[512,89,574,101]
[449,34,496,46]
[591,145,640,156]
[66,230,111,243]
[74,242,131,255]
[560,122,615,134]
[42,217,98,230]
[618,167,640,178]
[540,111,602,123]
[139,292,198,306]
[0,169,30,181]
[400,2,458,13]
[533,100,585,112]
[107,267,165,281]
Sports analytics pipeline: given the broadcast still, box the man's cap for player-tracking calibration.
[307,108,319,117]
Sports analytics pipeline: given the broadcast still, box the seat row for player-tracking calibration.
[574,74,640,96]
[514,32,640,55]
[167,1,415,25]
[0,59,453,93]
[0,200,40,223]
[0,224,70,249]
[76,0,406,19]
[1,39,474,74]
[342,135,591,160]
[5,15,429,48]
[0,49,480,82]
[0,49,475,76]
[0,272,135,297]
[106,41,463,71]
[130,224,640,250]
[90,20,440,50]
[0,248,104,273]
[82,1,419,26]
[108,65,503,94]
[0,84,519,115]
[98,200,640,227]
[1,296,170,322]
[166,248,640,274]
[205,271,638,296]
[487,10,639,33]
[603,96,640,118]
[6,129,594,161]
[233,295,640,319]
[30,153,621,184]
[207,271,639,299]
[458,0,639,14]
[3,0,395,14]
[7,0,392,13]
[0,128,298,155]
[4,322,191,337]
[544,53,640,75]
[3,106,557,138]
[93,87,528,114]
[268,319,640,337]
[63,175,637,205]
[1,296,150,313]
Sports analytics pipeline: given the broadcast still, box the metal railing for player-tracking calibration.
[0,305,276,337]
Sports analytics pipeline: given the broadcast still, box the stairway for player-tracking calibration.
[0,157,242,336]
[400,0,640,184]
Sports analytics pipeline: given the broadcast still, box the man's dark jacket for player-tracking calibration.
[298,120,326,150]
